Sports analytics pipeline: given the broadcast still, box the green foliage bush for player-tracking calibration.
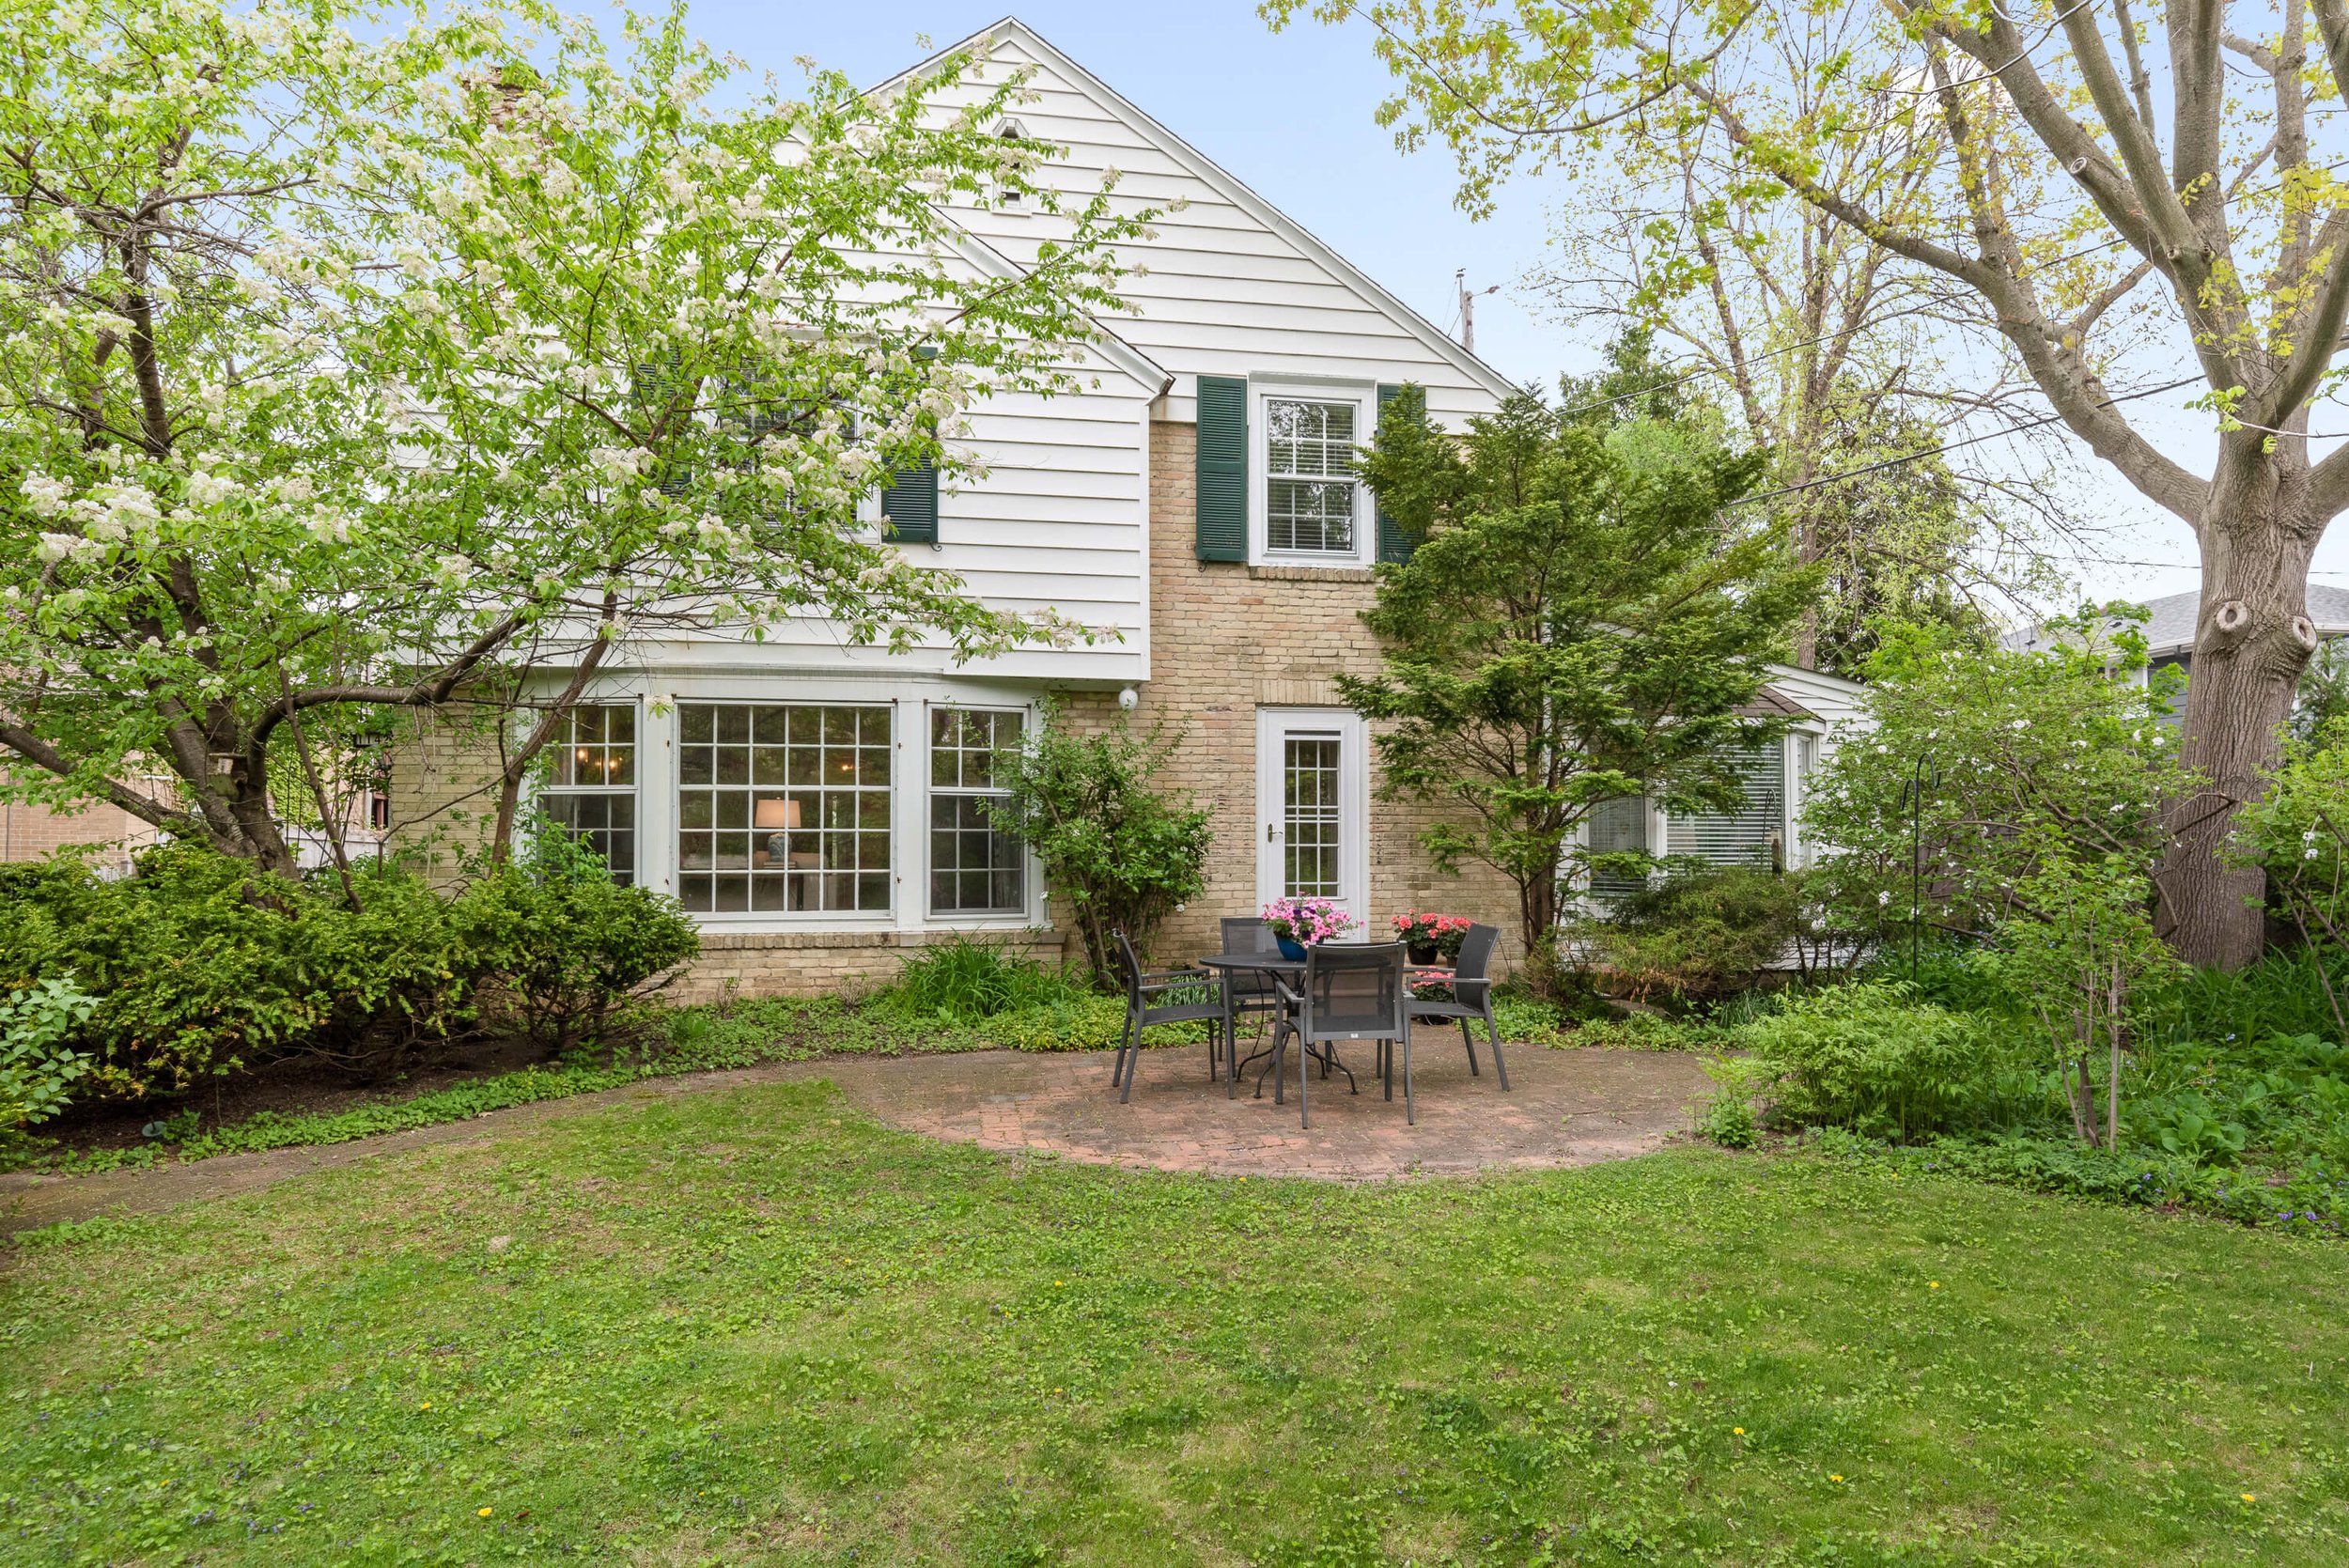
[882,936,1074,1024]
[1566,864,1828,1005]
[0,839,697,1104]
[872,936,1198,1052]
[985,709,1212,985]
[452,832,699,1052]
[1805,614,2188,949]
[1733,980,2015,1140]
[0,974,98,1133]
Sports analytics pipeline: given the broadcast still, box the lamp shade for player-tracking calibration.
[753,797,800,831]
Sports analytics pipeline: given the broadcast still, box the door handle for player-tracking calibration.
[1267,823,1280,842]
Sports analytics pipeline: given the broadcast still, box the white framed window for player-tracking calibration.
[539,704,638,884]
[676,703,893,915]
[1790,732,1819,866]
[1582,793,1651,903]
[1252,383,1372,566]
[928,706,1027,916]
[1666,745,1787,871]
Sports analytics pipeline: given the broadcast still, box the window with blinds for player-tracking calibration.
[1584,793,1651,901]
[1664,747,1785,869]
[1265,398,1358,553]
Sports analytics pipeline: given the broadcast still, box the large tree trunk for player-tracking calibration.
[2162,466,2320,969]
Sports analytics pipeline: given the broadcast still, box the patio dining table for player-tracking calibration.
[1194,950,1451,1105]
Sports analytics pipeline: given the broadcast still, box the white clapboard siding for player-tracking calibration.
[1763,664,1872,752]
[893,22,1516,429]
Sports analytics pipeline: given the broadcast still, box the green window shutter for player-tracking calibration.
[1194,374,1247,562]
[1374,382,1412,563]
[881,462,938,546]
[634,356,694,497]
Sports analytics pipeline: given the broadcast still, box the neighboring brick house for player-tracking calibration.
[365,16,1867,998]
[0,783,163,874]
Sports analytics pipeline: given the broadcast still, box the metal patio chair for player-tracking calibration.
[1407,923,1511,1093]
[1111,929,1227,1103]
[1218,915,1286,1046]
[1268,941,1412,1127]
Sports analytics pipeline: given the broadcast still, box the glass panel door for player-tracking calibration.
[1283,735,1343,897]
[1255,708,1368,926]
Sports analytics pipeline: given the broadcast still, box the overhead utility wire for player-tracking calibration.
[1722,376,2201,508]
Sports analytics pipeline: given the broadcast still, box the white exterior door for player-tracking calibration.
[1255,708,1370,927]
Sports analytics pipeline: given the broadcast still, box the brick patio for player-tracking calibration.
[1,1041,1711,1241]
[837,1040,1709,1180]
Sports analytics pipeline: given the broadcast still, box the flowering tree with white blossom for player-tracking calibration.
[0,0,1149,880]
[1804,615,2194,1142]
[1803,613,2195,946]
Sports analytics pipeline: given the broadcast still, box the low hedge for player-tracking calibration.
[0,839,698,1107]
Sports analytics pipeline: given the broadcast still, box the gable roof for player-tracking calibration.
[873,16,1519,404]
[1738,684,1819,722]
[933,219,1173,396]
[2010,584,2349,658]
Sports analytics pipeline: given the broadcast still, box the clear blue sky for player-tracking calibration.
[680,3,2334,611]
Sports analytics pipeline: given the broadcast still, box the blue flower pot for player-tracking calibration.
[1276,936,1308,961]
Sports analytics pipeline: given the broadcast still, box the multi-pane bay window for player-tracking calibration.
[539,705,638,883]
[677,704,892,914]
[1265,398,1358,554]
[930,707,1025,914]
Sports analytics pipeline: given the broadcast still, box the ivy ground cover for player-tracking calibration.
[3,1082,2342,1565]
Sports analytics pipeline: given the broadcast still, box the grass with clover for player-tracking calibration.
[5,1080,2345,1565]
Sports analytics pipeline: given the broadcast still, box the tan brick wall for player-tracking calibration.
[0,785,158,870]
[1056,420,1522,972]
[380,706,506,881]
[672,927,1069,1003]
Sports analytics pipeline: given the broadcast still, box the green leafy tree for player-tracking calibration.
[1989,847,2182,1148]
[1805,613,2194,946]
[1563,335,1990,678]
[1801,410,1992,677]
[1268,0,2349,969]
[1808,614,2190,1144]
[0,0,1148,878]
[1341,382,1815,961]
[986,711,1212,986]
[2228,721,2349,1037]
[2292,642,2349,746]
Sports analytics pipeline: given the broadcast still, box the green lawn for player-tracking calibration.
[3,1083,2342,1565]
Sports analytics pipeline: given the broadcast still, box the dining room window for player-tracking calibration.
[538,704,637,884]
[929,706,1026,915]
[676,703,892,914]
[1265,397,1359,555]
